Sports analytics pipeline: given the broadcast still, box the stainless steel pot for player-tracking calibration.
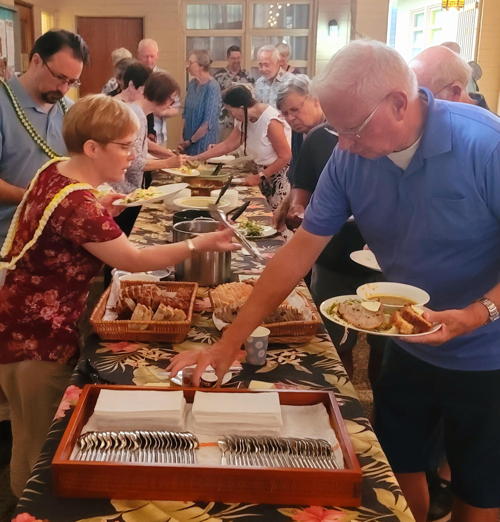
[172,219,232,285]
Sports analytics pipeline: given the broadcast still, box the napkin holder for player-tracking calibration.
[52,385,362,506]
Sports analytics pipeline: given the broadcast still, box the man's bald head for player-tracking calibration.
[137,38,159,70]
[409,45,472,103]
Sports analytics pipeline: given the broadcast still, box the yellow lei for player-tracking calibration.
[0,158,93,275]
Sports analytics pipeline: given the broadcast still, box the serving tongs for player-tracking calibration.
[226,200,250,222]
[214,175,233,205]
[211,163,224,176]
[208,204,264,261]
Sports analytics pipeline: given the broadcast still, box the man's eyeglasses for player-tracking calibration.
[433,81,458,98]
[42,59,81,88]
[328,94,390,139]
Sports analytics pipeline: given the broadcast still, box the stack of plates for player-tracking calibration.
[191,391,282,435]
[91,389,186,431]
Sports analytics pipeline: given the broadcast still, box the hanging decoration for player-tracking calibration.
[267,2,291,27]
[441,0,465,10]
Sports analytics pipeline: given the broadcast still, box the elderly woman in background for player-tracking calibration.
[0,94,237,497]
[101,47,133,95]
[193,84,291,210]
[110,66,185,236]
[178,50,221,155]
[276,42,296,74]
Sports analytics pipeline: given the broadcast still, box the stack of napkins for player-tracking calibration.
[191,392,283,436]
[89,389,186,431]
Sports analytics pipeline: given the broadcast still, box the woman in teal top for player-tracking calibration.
[179,50,221,155]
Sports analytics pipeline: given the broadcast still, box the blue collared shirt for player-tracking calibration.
[0,76,69,243]
[303,89,500,371]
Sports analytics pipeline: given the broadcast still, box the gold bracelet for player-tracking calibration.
[185,238,196,253]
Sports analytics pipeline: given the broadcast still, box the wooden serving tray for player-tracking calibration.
[52,385,362,506]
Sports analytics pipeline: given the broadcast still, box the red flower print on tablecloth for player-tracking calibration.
[11,513,48,522]
[54,385,82,420]
[104,341,143,353]
[291,506,346,522]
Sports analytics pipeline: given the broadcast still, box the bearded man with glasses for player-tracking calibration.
[0,30,89,247]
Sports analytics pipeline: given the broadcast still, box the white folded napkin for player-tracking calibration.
[191,391,282,436]
[88,389,186,432]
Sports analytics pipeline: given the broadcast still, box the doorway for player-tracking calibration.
[14,0,34,72]
[76,17,143,96]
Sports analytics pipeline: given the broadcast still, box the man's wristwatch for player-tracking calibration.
[477,296,500,323]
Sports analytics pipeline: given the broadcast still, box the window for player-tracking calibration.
[186,4,243,29]
[409,5,450,58]
[410,9,425,56]
[184,1,315,77]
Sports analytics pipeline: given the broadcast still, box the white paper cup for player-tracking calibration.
[244,326,271,366]
[210,188,239,206]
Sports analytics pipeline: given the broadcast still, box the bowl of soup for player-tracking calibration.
[356,282,430,312]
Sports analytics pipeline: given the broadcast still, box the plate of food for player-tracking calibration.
[173,195,238,212]
[320,295,441,337]
[237,219,277,239]
[162,166,201,177]
[113,184,188,207]
[349,250,381,272]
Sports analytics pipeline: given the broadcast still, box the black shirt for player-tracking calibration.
[293,123,371,274]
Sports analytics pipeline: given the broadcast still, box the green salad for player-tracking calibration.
[238,220,265,237]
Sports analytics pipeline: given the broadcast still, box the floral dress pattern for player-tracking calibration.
[0,162,122,364]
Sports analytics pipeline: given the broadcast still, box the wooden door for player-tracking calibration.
[76,17,143,96]
[15,0,34,72]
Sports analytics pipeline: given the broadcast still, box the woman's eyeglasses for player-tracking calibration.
[109,141,135,152]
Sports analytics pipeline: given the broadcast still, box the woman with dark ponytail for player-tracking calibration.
[193,84,291,210]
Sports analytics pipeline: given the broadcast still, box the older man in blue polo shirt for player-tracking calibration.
[169,40,500,522]
[0,29,88,245]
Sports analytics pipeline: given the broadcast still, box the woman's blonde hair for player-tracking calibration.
[63,94,139,153]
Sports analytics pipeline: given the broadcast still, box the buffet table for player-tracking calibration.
[14,174,414,522]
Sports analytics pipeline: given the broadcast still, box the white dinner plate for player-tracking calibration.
[349,250,381,272]
[173,196,241,212]
[319,295,441,337]
[206,155,235,164]
[238,224,278,240]
[113,183,188,207]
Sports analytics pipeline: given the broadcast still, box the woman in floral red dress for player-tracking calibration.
[0,94,237,497]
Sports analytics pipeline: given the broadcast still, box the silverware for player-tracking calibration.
[218,435,340,469]
[75,430,199,464]
[208,204,264,261]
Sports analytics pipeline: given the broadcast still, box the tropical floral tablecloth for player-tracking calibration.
[14,175,414,522]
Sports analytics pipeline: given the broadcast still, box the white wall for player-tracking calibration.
[315,0,351,75]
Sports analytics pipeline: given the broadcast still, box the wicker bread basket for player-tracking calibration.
[90,280,198,342]
[209,284,322,344]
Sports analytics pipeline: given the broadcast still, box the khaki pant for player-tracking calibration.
[0,360,72,496]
